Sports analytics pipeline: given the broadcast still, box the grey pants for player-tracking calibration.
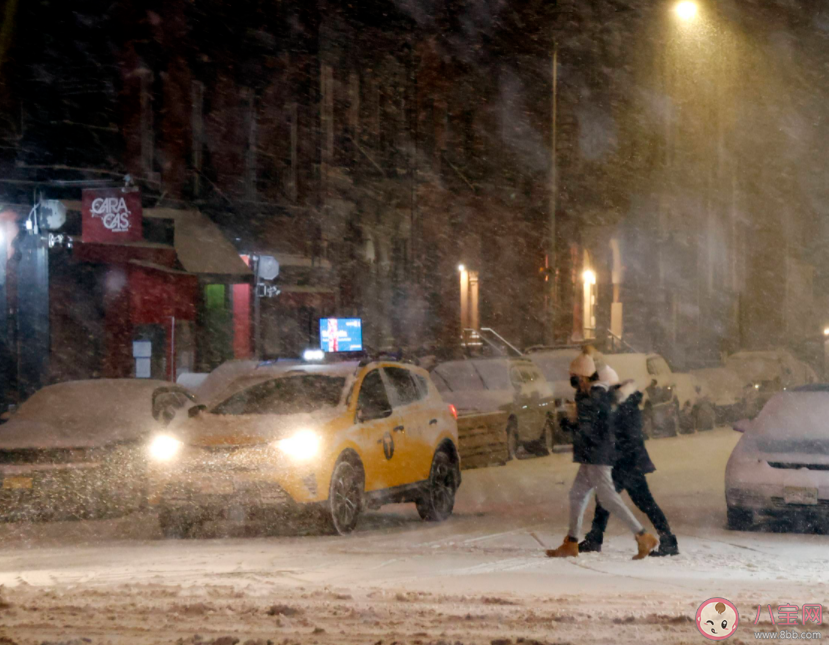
[568,464,644,538]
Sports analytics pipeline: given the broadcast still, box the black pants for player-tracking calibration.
[588,470,672,539]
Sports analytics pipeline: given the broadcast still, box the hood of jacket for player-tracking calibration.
[615,380,643,406]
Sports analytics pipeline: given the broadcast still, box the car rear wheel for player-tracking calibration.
[325,459,364,535]
[506,419,519,460]
[727,506,755,531]
[642,406,654,440]
[540,417,556,455]
[416,450,458,522]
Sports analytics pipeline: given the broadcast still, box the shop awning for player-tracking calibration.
[145,209,252,281]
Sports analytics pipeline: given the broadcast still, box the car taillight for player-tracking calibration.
[449,404,458,420]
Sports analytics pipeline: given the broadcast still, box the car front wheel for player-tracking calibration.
[727,506,755,531]
[416,450,458,522]
[326,459,364,535]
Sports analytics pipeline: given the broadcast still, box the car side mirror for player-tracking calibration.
[0,405,16,424]
[733,419,751,433]
[188,404,207,419]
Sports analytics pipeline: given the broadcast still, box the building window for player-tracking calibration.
[583,269,597,340]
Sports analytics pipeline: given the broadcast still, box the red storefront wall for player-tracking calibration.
[130,266,198,381]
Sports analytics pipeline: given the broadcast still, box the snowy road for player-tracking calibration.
[1,428,827,644]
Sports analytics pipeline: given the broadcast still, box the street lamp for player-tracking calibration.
[675,1,698,21]
[458,264,465,272]
[582,269,597,285]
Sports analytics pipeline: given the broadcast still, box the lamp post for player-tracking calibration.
[547,41,558,346]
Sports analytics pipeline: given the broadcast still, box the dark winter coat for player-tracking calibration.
[572,384,616,466]
[611,381,656,490]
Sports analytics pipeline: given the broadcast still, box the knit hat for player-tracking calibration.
[597,365,620,386]
[569,353,596,378]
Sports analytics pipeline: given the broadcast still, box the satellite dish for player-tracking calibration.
[257,255,280,281]
[39,200,67,231]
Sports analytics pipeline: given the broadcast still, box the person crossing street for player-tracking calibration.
[578,374,680,557]
[546,351,658,560]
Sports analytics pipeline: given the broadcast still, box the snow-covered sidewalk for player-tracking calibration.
[0,428,827,644]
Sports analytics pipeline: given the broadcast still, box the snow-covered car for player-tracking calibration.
[0,379,166,521]
[147,361,460,537]
[691,367,758,425]
[525,348,581,443]
[725,349,818,413]
[430,358,557,457]
[603,353,682,437]
[725,386,829,532]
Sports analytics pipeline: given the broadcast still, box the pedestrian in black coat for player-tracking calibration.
[571,385,616,467]
[579,379,680,557]
[546,354,658,560]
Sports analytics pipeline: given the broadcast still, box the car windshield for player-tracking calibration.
[531,351,580,382]
[432,362,487,392]
[210,375,345,416]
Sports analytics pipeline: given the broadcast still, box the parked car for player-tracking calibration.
[430,357,557,458]
[603,353,684,437]
[0,379,166,521]
[148,361,460,537]
[691,366,758,425]
[524,348,581,443]
[725,385,829,532]
[725,349,818,413]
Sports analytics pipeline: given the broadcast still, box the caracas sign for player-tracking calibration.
[81,188,143,243]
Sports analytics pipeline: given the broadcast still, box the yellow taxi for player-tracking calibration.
[146,361,460,536]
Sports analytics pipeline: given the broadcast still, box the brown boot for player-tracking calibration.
[633,532,658,560]
[546,537,579,558]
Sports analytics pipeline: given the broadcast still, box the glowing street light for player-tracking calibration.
[582,269,597,285]
[458,264,465,272]
[675,1,698,21]
[823,327,829,337]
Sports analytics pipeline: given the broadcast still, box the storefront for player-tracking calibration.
[8,192,252,396]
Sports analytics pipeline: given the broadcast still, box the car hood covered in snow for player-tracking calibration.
[0,379,167,450]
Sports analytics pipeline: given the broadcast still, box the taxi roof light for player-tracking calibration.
[303,349,325,362]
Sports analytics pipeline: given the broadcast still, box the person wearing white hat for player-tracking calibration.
[546,351,658,560]
[579,377,680,557]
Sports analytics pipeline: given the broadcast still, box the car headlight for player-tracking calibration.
[148,434,184,462]
[276,430,320,462]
